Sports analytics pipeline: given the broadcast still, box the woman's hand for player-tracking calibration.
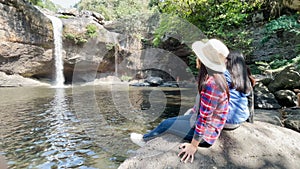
[178,143,198,163]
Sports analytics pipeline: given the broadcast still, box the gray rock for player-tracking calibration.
[0,0,54,77]
[119,121,300,169]
[282,108,300,132]
[254,109,283,126]
[145,76,163,86]
[0,72,50,87]
[268,66,300,93]
[274,90,298,107]
[254,82,281,109]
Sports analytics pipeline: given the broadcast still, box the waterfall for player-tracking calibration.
[47,15,65,87]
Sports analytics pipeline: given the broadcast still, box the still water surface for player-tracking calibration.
[0,85,195,168]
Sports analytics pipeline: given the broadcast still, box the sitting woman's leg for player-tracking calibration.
[143,114,194,141]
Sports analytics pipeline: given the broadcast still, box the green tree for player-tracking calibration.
[28,0,58,11]
[77,0,150,20]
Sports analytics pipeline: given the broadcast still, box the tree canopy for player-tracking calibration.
[76,0,150,20]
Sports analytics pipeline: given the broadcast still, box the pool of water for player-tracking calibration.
[0,84,195,168]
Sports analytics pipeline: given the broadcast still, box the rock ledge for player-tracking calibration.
[119,121,300,169]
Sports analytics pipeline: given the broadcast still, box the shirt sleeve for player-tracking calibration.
[193,77,221,141]
[224,70,231,87]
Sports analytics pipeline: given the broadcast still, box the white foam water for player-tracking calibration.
[47,15,65,88]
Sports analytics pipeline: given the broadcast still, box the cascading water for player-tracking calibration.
[47,15,65,87]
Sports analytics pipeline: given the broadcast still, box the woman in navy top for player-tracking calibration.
[224,51,255,129]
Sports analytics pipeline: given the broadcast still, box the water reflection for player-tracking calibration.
[0,86,195,168]
[37,88,89,168]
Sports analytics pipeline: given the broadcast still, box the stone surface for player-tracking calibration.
[254,82,281,109]
[281,108,300,132]
[119,121,300,169]
[254,109,283,126]
[268,66,300,93]
[274,90,298,107]
[0,0,54,78]
[0,72,50,87]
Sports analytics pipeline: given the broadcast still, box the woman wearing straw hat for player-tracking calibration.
[130,39,230,163]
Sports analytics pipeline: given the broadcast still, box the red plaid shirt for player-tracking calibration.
[193,75,229,145]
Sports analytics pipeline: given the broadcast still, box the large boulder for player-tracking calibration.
[281,108,300,132]
[254,109,283,126]
[0,72,50,87]
[61,17,120,83]
[268,65,300,93]
[254,82,281,109]
[119,121,300,169]
[274,90,298,107]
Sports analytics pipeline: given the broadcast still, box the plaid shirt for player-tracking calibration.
[193,75,229,145]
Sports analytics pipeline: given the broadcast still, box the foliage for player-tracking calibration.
[106,43,116,50]
[254,54,299,72]
[186,54,198,76]
[269,58,291,69]
[153,1,260,57]
[58,15,73,19]
[86,24,98,38]
[28,0,58,12]
[152,14,206,48]
[76,0,150,20]
[64,24,99,45]
[121,75,133,82]
[70,0,299,74]
[248,64,262,75]
[64,33,87,45]
[151,0,262,62]
[150,0,299,72]
[263,14,300,43]
[156,0,257,36]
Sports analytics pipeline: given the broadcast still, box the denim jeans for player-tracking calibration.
[143,114,194,141]
[143,114,211,147]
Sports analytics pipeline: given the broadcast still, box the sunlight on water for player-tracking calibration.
[0,86,195,168]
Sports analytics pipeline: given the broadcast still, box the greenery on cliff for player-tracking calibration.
[28,0,58,11]
[75,0,299,73]
[30,0,300,75]
[75,0,150,20]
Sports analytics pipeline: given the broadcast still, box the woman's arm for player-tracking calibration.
[178,76,222,163]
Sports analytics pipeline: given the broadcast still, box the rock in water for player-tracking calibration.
[145,77,163,86]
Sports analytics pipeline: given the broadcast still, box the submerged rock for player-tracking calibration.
[119,121,300,169]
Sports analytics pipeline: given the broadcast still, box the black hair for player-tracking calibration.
[226,51,252,94]
[197,63,229,99]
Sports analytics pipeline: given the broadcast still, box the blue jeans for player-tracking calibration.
[143,114,194,141]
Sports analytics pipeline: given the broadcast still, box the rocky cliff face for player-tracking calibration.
[0,0,54,78]
[0,0,143,83]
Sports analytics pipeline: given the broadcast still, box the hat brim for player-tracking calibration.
[192,41,226,73]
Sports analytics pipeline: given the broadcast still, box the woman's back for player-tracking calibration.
[225,51,253,125]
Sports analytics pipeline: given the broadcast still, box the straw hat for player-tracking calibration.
[192,39,229,72]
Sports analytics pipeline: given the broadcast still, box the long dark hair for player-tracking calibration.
[197,63,229,99]
[226,51,252,94]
